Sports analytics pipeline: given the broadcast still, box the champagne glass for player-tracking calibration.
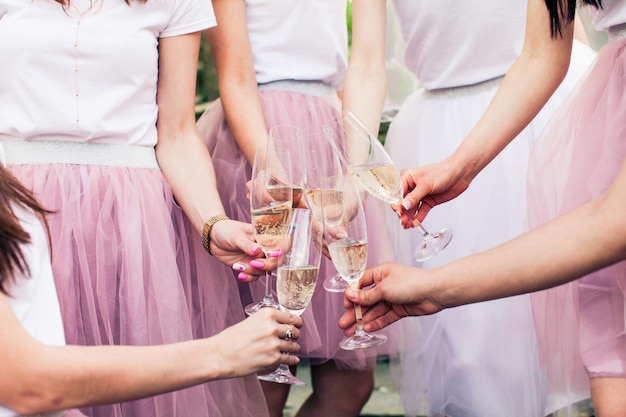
[267,125,306,208]
[302,120,348,292]
[342,111,453,262]
[245,149,293,315]
[258,208,323,385]
[321,173,387,350]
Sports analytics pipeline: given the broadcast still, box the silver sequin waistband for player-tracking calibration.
[608,23,626,41]
[422,75,504,99]
[1,140,159,168]
[257,80,337,97]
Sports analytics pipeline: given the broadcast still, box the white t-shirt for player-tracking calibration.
[590,0,626,31]
[392,0,526,90]
[246,0,348,89]
[0,204,66,417]
[0,0,216,147]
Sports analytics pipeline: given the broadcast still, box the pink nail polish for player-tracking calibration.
[250,260,264,268]
[238,272,248,281]
[251,244,261,253]
[270,250,282,258]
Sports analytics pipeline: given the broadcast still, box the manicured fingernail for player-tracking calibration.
[402,201,411,210]
[251,244,261,253]
[238,272,248,281]
[232,262,246,272]
[346,288,358,298]
[270,250,282,258]
[250,260,264,268]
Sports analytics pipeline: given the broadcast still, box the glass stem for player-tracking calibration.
[263,270,272,303]
[354,304,366,335]
[416,224,430,237]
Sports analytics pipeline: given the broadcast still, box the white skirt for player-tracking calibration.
[384,41,597,417]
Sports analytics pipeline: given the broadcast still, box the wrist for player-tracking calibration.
[201,214,230,255]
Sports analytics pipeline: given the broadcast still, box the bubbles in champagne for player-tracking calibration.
[328,239,367,284]
[277,265,319,315]
[350,163,402,204]
[251,202,292,253]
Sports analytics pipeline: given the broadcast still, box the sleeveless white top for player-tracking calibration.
[590,0,626,31]
[0,0,215,147]
[246,0,348,89]
[391,0,526,90]
[0,206,66,417]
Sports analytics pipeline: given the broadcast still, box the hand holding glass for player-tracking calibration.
[342,111,453,262]
[321,174,387,350]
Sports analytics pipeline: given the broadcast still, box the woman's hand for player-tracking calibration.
[209,219,278,281]
[211,308,303,377]
[338,262,445,335]
[393,158,472,228]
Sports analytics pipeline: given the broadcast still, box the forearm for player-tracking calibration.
[4,338,221,415]
[341,0,387,135]
[430,168,626,307]
[450,50,570,182]
[449,0,573,182]
[156,131,226,234]
[219,78,268,165]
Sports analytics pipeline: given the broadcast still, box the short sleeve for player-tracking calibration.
[161,0,217,38]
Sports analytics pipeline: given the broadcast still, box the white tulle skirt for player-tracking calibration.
[384,41,596,417]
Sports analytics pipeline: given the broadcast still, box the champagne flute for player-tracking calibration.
[302,120,348,292]
[267,125,306,208]
[321,173,387,350]
[258,208,323,385]
[245,149,293,315]
[342,111,453,262]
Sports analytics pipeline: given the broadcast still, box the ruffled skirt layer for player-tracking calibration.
[8,154,268,417]
[527,37,626,413]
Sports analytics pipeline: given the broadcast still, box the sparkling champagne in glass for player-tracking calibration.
[321,173,387,350]
[342,111,453,262]
[246,149,293,315]
[258,208,322,385]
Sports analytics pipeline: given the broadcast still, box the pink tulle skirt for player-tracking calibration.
[7,144,268,417]
[197,85,400,369]
[527,37,626,411]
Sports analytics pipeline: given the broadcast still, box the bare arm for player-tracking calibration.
[0,300,302,415]
[341,160,626,332]
[154,32,271,273]
[341,0,387,135]
[399,0,575,224]
[206,0,268,166]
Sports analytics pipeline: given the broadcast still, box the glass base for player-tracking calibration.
[244,297,280,316]
[339,331,388,351]
[258,365,305,386]
[413,227,453,262]
[323,273,348,292]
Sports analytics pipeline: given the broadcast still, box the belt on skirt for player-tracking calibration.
[0,140,159,168]
[257,80,337,97]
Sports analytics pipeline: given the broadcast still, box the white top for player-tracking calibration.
[0,0,216,147]
[391,0,526,90]
[590,0,626,31]
[0,204,66,417]
[246,0,348,89]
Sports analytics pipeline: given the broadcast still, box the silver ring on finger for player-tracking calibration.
[284,324,293,340]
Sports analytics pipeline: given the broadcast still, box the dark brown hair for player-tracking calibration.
[544,0,603,37]
[0,165,52,294]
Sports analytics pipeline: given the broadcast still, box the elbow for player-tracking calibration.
[2,387,68,416]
